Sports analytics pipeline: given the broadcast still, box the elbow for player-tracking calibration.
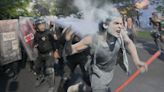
[127,40,136,50]
[128,39,134,45]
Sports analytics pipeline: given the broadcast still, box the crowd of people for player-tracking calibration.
[28,1,153,92]
[1,0,164,92]
[30,14,149,92]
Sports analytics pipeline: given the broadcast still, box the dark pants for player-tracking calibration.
[34,52,55,87]
[67,53,90,82]
[57,53,90,92]
[34,52,54,74]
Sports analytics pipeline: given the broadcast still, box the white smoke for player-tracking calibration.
[73,0,121,23]
[55,0,122,37]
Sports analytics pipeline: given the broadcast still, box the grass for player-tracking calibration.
[136,31,152,39]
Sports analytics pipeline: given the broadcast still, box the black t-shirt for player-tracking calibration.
[34,29,56,54]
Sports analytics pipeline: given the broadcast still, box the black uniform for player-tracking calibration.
[33,29,56,88]
[53,27,90,92]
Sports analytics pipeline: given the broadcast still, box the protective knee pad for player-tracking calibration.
[46,68,54,75]
[46,68,55,87]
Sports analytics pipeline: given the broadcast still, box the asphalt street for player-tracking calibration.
[0,38,164,92]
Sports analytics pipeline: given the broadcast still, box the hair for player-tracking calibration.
[98,18,111,32]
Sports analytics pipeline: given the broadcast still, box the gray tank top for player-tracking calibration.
[90,34,121,72]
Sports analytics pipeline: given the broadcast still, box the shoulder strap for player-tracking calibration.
[93,34,100,65]
[120,34,130,75]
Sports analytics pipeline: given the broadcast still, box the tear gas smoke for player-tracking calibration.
[72,0,122,54]
[74,0,121,23]
[55,0,121,37]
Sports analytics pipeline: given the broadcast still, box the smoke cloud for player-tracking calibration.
[55,0,122,37]
[73,0,121,23]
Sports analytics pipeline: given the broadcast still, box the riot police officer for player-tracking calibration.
[33,17,56,92]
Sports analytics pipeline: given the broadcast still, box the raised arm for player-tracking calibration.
[64,27,92,55]
[71,36,92,54]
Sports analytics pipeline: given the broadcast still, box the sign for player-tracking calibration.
[0,19,21,65]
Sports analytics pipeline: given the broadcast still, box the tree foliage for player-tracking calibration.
[156,5,164,15]
[32,0,57,16]
[55,0,134,16]
[55,0,78,16]
[0,0,32,19]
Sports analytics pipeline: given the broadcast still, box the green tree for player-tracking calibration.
[32,0,57,16]
[111,0,133,4]
[155,0,164,15]
[55,0,81,16]
[55,0,133,16]
[0,0,32,19]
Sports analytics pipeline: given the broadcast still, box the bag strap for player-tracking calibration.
[120,34,130,74]
[92,34,101,65]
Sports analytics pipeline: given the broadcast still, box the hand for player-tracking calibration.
[121,26,127,31]
[54,50,60,59]
[34,44,38,48]
[136,61,148,73]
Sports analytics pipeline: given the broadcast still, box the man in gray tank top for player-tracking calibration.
[64,17,148,92]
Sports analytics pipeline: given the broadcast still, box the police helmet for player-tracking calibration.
[34,17,46,26]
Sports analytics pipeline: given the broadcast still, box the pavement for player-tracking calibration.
[0,38,164,92]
